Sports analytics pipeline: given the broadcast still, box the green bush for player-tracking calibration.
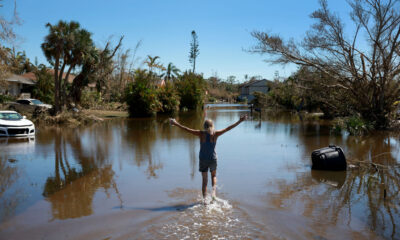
[157,82,180,114]
[331,116,373,135]
[0,94,15,104]
[207,96,217,103]
[32,67,54,104]
[175,71,206,110]
[252,91,269,108]
[80,90,103,109]
[125,70,161,117]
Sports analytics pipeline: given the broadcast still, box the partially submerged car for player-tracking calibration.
[0,111,35,137]
[7,98,52,113]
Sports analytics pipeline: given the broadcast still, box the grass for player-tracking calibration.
[83,109,129,118]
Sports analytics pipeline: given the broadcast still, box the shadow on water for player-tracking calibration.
[113,202,200,212]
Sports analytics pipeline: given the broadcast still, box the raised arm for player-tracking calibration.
[170,118,201,136]
[215,114,247,137]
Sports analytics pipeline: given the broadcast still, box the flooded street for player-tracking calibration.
[0,104,399,239]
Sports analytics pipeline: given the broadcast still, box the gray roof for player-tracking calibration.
[5,74,36,85]
[240,79,271,88]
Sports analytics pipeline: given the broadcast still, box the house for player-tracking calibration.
[155,79,165,88]
[239,79,272,102]
[1,74,36,97]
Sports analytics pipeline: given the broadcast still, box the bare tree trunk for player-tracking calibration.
[63,65,74,107]
[54,57,60,114]
[58,60,67,111]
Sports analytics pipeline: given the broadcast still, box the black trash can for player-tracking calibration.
[311,145,347,171]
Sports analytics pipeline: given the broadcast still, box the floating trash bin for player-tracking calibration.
[311,145,347,171]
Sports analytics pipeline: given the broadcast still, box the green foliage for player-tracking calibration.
[252,91,270,108]
[189,30,199,73]
[124,70,161,117]
[157,82,180,114]
[332,116,373,136]
[266,67,347,117]
[207,96,216,103]
[205,76,239,102]
[32,67,54,104]
[175,71,206,110]
[80,90,102,109]
[238,96,247,103]
[0,94,15,104]
[41,20,96,111]
[165,62,180,82]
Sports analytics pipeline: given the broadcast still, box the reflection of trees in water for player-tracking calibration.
[0,156,21,222]
[262,112,400,238]
[267,166,399,239]
[178,111,205,179]
[121,111,205,179]
[47,166,117,220]
[268,130,400,239]
[42,127,119,220]
[122,119,163,178]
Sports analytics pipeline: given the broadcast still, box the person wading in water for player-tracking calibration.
[170,115,247,204]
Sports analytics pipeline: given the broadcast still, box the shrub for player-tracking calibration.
[252,91,269,108]
[175,71,206,110]
[80,90,103,109]
[125,70,161,117]
[0,94,15,104]
[32,67,54,104]
[331,116,373,136]
[207,96,217,103]
[157,82,180,114]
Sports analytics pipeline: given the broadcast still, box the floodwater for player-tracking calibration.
[0,104,399,239]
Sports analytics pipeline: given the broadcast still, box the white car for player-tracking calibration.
[0,111,35,137]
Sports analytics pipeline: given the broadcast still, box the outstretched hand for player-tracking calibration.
[240,114,248,121]
[169,118,177,125]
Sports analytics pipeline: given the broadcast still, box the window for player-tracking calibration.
[31,99,43,105]
[17,100,30,105]
[0,112,22,120]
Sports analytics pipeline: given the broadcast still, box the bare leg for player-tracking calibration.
[201,172,208,199]
[211,170,217,198]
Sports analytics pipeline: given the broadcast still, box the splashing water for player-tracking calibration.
[144,193,262,239]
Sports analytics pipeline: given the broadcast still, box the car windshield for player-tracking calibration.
[31,99,43,105]
[0,112,23,120]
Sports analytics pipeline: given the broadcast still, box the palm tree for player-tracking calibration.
[165,62,180,82]
[41,20,94,112]
[144,55,165,75]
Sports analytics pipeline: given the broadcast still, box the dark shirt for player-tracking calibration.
[199,131,217,161]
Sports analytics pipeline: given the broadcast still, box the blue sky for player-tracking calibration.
[1,0,352,82]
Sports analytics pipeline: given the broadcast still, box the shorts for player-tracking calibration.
[199,159,217,172]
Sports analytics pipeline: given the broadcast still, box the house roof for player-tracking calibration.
[20,72,37,82]
[20,70,77,84]
[239,79,272,88]
[47,69,76,83]
[5,74,36,85]
[155,79,165,87]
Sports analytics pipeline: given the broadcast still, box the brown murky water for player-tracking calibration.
[0,104,399,239]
